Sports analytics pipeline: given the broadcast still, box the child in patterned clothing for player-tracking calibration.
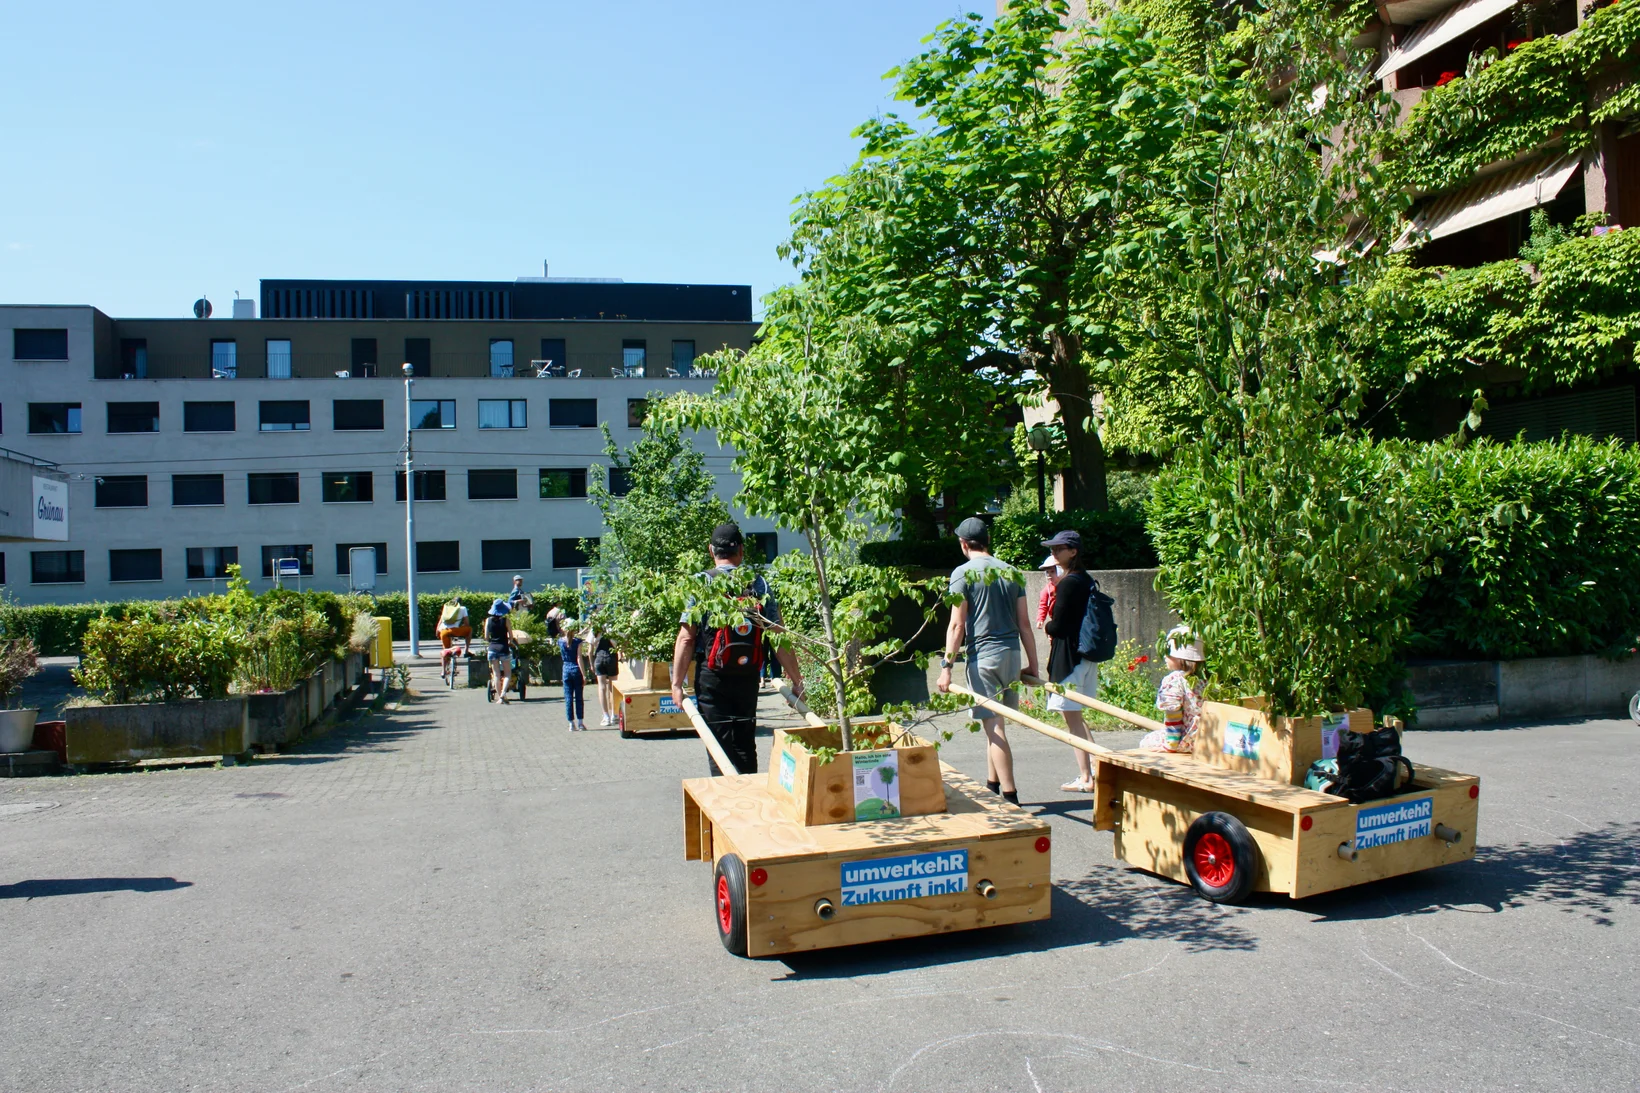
[1142,625,1206,753]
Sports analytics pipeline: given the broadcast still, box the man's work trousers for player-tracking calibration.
[695,668,760,776]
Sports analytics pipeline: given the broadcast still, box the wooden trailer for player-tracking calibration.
[679,692,1052,957]
[612,658,696,738]
[955,681,1480,904]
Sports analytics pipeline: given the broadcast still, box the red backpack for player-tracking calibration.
[697,578,767,677]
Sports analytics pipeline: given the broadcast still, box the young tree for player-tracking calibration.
[785,2,1198,511]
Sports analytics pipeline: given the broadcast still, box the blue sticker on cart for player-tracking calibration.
[779,749,796,793]
[1354,797,1433,849]
[1223,719,1261,759]
[658,695,681,715]
[840,850,968,906]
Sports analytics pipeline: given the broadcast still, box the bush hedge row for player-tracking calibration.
[861,507,1158,573]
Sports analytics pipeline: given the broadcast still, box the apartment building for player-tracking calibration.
[0,278,772,604]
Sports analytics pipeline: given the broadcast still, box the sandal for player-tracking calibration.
[1060,777,1095,793]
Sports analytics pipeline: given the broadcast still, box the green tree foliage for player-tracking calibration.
[785,2,1200,512]
[1129,1,1429,717]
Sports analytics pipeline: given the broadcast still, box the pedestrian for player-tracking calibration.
[936,517,1041,805]
[592,629,620,726]
[507,576,534,614]
[1142,626,1207,753]
[1040,531,1100,792]
[671,522,805,776]
[559,619,591,731]
[1035,554,1060,631]
[483,599,513,703]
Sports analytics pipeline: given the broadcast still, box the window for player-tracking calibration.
[186,546,238,580]
[321,472,374,503]
[106,401,159,433]
[259,400,310,432]
[552,537,596,570]
[539,468,587,498]
[468,469,518,500]
[490,339,515,377]
[395,469,447,502]
[622,339,647,375]
[266,339,292,379]
[14,328,68,360]
[410,399,455,429]
[672,340,696,372]
[608,467,632,497]
[627,398,648,429]
[184,401,235,432]
[31,550,84,584]
[333,399,384,430]
[95,475,148,508]
[416,540,461,573]
[172,474,225,507]
[28,403,80,434]
[404,337,431,374]
[120,338,148,378]
[109,548,163,583]
[539,338,566,373]
[747,532,778,564]
[351,338,378,378]
[248,472,300,505]
[549,398,597,429]
[478,399,526,429]
[211,340,237,379]
[482,539,531,571]
[260,545,314,578]
[335,542,388,574]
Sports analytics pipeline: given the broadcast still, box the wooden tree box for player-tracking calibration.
[620,658,695,691]
[769,722,946,826]
[1195,701,1374,785]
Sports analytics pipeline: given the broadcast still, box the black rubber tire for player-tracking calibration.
[1182,811,1260,904]
[713,854,749,956]
[515,667,527,702]
[619,709,634,739]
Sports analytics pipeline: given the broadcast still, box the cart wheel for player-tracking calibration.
[1183,812,1259,904]
[619,709,634,739]
[1630,689,1640,727]
[713,854,749,957]
[516,671,527,702]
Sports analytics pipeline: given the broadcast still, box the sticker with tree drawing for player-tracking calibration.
[852,750,900,820]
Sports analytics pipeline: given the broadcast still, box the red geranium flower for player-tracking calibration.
[1137,655,1150,664]
[1434,71,1459,87]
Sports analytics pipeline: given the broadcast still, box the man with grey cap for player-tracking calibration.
[936,516,1040,805]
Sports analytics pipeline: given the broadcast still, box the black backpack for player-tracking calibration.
[696,573,766,677]
[1076,579,1119,663]
[1309,724,1414,803]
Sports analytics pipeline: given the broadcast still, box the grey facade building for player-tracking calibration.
[0,279,769,604]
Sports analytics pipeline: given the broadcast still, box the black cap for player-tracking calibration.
[954,517,990,544]
[1041,530,1083,550]
[710,522,744,555]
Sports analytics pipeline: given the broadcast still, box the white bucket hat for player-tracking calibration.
[1166,624,1205,663]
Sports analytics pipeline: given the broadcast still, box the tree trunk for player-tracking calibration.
[803,520,853,751]
[1047,329,1108,512]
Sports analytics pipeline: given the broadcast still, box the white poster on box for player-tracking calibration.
[32,476,67,541]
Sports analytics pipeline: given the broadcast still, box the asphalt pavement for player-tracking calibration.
[0,658,1635,1092]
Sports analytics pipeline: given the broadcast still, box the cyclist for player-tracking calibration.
[437,597,471,686]
[483,599,514,703]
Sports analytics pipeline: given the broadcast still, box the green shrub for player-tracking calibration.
[73,613,237,703]
[858,539,965,570]
[990,507,1158,571]
[0,601,156,657]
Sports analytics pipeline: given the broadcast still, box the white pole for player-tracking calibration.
[403,363,420,658]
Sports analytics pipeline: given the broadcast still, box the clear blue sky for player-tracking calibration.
[0,1,979,319]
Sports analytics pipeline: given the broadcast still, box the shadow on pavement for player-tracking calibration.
[0,877,193,900]
[252,702,441,766]
[1301,821,1640,926]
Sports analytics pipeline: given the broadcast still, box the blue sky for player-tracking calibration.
[0,1,979,318]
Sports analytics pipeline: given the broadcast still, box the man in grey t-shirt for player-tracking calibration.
[936,517,1041,805]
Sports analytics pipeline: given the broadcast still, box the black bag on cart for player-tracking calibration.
[1308,725,1414,803]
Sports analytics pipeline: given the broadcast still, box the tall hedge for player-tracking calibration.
[861,507,1158,573]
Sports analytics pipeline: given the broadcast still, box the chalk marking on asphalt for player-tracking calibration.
[1058,949,1173,991]
[277,1049,392,1092]
[1024,1054,1044,1093]
[1358,949,1638,1050]
[1380,892,1577,997]
[1529,804,1596,830]
[468,987,764,1035]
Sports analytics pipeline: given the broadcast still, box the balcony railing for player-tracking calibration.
[107,350,722,381]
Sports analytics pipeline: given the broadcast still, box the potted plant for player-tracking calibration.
[0,636,42,753]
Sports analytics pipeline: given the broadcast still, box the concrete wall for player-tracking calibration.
[1408,655,1640,727]
[0,305,780,604]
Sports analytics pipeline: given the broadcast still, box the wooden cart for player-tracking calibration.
[612,658,696,738]
[679,694,1052,957]
[957,681,1480,904]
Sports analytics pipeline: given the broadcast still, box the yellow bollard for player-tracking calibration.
[370,616,394,668]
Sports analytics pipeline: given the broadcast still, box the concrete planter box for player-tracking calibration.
[246,684,307,749]
[1408,653,1640,727]
[65,698,248,764]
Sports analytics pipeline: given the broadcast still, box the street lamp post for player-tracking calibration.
[403,363,420,658]
[1026,424,1052,516]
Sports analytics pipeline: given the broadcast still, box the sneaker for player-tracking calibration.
[578,719,589,732]
[601,714,612,727]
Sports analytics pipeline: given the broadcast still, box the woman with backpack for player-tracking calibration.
[591,630,619,726]
[1041,531,1101,793]
[483,600,514,703]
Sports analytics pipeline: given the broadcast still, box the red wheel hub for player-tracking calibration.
[716,874,733,934]
[1193,832,1236,889]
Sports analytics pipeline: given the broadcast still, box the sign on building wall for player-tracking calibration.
[32,476,67,541]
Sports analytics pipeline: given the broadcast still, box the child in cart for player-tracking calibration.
[1141,625,1206,753]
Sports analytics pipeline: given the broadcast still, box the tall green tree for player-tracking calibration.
[785,2,1198,511]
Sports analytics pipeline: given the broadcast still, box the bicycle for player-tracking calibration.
[485,645,529,702]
